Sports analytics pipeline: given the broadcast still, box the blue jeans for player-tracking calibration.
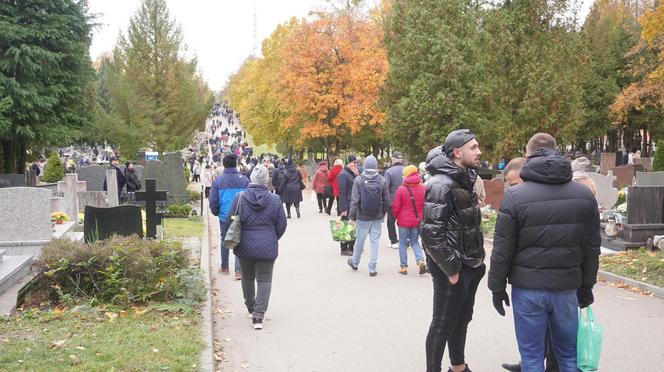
[512,287,578,372]
[398,227,424,267]
[220,222,241,273]
[351,219,383,273]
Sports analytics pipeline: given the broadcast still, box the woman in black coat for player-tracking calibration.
[124,162,141,204]
[278,159,303,218]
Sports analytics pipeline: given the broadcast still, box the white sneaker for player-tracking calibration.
[389,242,399,249]
[253,318,263,330]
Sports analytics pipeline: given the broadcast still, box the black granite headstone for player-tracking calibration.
[135,179,167,239]
[0,174,26,188]
[84,205,143,243]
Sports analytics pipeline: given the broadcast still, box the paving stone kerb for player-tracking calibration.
[598,270,664,300]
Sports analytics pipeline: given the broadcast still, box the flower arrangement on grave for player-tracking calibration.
[50,211,70,224]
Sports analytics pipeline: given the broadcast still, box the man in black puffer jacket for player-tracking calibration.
[488,133,600,372]
[421,129,485,372]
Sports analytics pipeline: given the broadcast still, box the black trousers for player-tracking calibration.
[285,202,300,215]
[316,193,330,211]
[204,186,210,199]
[386,208,398,243]
[326,196,338,215]
[426,258,486,372]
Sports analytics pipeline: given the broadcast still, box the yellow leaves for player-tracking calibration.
[104,312,118,322]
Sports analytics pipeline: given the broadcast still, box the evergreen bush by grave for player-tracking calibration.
[165,204,193,218]
[24,235,204,307]
[653,140,664,172]
[41,152,64,183]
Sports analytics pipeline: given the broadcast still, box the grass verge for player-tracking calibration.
[600,248,664,288]
[0,304,202,371]
[163,216,204,239]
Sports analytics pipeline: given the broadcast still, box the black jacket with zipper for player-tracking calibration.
[488,148,601,292]
[421,146,485,276]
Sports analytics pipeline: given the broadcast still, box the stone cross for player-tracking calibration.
[105,169,119,207]
[56,173,83,224]
[135,179,167,239]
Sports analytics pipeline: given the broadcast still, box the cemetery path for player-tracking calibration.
[207,190,664,372]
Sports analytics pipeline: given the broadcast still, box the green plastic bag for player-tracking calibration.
[329,220,356,242]
[577,306,604,371]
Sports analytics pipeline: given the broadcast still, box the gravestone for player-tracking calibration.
[622,186,664,243]
[600,152,617,175]
[142,152,186,205]
[483,178,505,210]
[75,165,107,191]
[56,174,82,224]
[78,191,107,212]
[636,171,664,186]
[137,151,146,165]
[83,205,143,243]
[0,188,52,242]
[633,158,652,172]
[76,165,144,192]
[105,169,119,207]
[135,179,167,239]
[610,166,635,189]
[587,171,619,209]
[0,174,26,188]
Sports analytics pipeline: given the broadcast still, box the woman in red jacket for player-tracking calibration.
[326,159,343,215]
[311,161,330,213]
[392,165,427,275]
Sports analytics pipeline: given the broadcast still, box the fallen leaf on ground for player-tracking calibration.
[54,306,66,316]
[240,363,250,368]
[119,310,128,317]
[214,353,223,361]
[2,338,9,343]
[105,312,118,321]
[224,338,231,342]
[152,348,159,353]
[69,355,81,365]
[50,339,67,350]
[133,307,147,315]
[75,346,86,350]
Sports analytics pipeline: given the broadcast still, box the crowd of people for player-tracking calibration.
[201,102,600,371]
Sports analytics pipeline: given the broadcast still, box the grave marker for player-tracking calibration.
[587,171,619,209]
[105,169,119,207]
[635,171,664,187]
[610,166,636,189]
[483,178,505,210]
[135,179,167,239]
[83,205,143,243]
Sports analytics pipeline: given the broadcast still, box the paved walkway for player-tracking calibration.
[208,191,664,372]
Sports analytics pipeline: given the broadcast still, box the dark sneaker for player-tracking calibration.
[253,317,263,330]
[347,258,358,271]
[369,271,377,277]
[501,363,520,371]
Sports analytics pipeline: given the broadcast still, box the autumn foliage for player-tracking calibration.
[226,7,387,156]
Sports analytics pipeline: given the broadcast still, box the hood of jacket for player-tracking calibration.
[318,164,328,173]
[242,184,271,211]
[425,146,476,190]
[402,173,421,185]
[361,168,380,180]
[521,148,572,185]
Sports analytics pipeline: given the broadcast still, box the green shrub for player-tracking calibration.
[184,166,191,184]
[187,188,202,202]
[165,204,192,217]
[41,152,64,183]
[26,236,204,307]
[653,140,664,172]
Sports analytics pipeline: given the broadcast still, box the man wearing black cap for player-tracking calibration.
[210,154,249,279]
[421,129,485,372]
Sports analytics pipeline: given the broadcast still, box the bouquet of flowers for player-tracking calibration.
[50,211,70,224]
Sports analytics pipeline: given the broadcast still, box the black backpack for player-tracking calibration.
[359,175,383,215]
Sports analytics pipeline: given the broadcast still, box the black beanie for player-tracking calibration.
[223,154,237,168]
[346,154,357,164]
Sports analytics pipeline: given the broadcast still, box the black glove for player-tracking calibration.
[492,291,510,316]
[577,286,594,308]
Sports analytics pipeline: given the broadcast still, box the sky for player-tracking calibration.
[89,0,595,92]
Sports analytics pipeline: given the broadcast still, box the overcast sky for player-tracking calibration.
[89,0,595,92]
